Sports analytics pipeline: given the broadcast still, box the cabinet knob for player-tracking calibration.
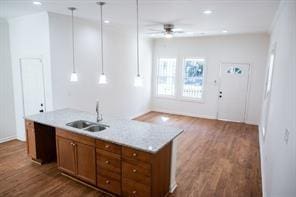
[132,153,137,157]
[132,190,137,194]
[105,144,110,149]
[105,160,110,164]
[105,180,110,184]
[132,169,137,173]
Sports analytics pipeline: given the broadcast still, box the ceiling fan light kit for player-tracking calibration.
[145,23,186,38]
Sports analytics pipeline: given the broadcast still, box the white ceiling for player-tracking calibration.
[0,0,280,37]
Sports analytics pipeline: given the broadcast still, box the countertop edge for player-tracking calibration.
[25,117,184,154]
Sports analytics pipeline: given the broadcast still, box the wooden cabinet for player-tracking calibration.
[96,139,122,195]
[25,120,56,164]
[56,129,96,185]
[27,121,173,197]
[121,143,172,197]
[56,137,76,176]
[76,142,96,184]
[26,122,37,159]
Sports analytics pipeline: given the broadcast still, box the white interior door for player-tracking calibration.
[217,63,250,122]
[20,58,46,116]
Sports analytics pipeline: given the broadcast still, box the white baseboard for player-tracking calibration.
[245,120,259,126]
[169,183,177,193]
[151,108,216,120]
[152,108,259,125]
[16,136,26,142]
[129,109,152,120]
[0,135,16,143]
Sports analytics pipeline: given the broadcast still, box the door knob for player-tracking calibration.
[39,109,44,113]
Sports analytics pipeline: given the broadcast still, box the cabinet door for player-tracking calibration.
[76,142,96,185]
[26,127,37,159]
[56,137,76,176]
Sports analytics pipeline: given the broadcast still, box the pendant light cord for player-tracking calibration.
[136,0,140,77]
[71,8,76,73]
[100,2,104,75]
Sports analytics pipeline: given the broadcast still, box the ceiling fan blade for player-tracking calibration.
[144,32,164,35]
[172,29,184,33]
[147,28,162,32]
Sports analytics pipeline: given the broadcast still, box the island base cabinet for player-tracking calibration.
[97,175,121,195]
[76,142,96,185]
[122,142,172,197]
[122,178,151,197]
[26,126,37,159]
[56,129,96,185]
[25,120,56,164]
[56,137,76,176]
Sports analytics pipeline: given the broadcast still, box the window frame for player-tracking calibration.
[180,57,207,102]
[155,57,177,99]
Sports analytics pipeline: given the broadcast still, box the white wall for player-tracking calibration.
[9,12,54,141]
[0,19,16,143]
[48,13,152,118]
[259,1,296,196]
[152,34,269,124]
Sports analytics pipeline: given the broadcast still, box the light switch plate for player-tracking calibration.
[284,128,290,144]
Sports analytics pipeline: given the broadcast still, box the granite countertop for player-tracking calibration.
[25,109,183,153]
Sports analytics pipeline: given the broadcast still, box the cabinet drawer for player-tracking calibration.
[122,160,151,185]
[25,120,34,128]
[122,178,151,197]
[96,149,121,174]
[98,168,121,181]
[122,147,152,163]
[97,175,121,195]
[96,139,121,155]
[56,129,95,146]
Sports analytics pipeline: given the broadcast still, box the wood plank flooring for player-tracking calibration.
[0,112,262,197]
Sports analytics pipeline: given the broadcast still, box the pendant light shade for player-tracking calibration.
[134,0,143,87]
[134,75,143,87]
[68,7,78,82]
[97,2,108,84]
[70,72,78,82]
[99,73,107,84]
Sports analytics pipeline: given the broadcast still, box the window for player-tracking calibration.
[182,59,205,99]
[156,58,177,96]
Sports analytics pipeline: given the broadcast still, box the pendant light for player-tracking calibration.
[134,0,143,87]
[97,2,107,84]
[68,7,78,82]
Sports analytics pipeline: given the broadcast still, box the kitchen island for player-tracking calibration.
[25,109,183,197]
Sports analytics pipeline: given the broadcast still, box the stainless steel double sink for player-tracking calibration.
[66,120,109,132]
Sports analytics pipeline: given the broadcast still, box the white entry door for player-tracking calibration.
[20,58,46,116]
[217,63,250,122]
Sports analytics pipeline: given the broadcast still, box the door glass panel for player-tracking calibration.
[226,66,243,75]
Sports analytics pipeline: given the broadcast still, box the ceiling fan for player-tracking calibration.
[145,24,186,39]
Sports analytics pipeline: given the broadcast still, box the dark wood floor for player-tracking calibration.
[0,112,262,197]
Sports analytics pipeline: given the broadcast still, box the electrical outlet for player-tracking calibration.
[284,128,290,144]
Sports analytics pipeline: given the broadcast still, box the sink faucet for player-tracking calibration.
[96,101,103,122]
